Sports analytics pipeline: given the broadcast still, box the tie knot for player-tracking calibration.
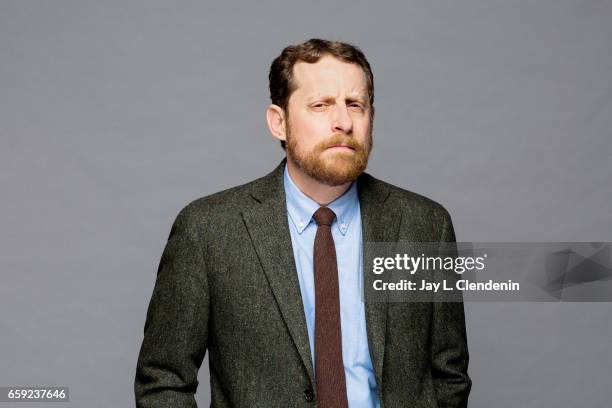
[313,207,336,226]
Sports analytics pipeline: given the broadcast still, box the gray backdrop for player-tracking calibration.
[1,1,611,407]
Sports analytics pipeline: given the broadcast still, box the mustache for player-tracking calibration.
[317,135,364,150]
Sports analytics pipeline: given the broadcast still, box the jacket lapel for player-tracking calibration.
[240,160,315,386]
[358,172,402,396]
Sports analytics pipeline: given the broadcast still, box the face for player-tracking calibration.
[284,55,373,186]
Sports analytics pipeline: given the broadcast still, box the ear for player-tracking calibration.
[266,104,287,143]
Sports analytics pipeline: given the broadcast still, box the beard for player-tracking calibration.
[285,126,373,186]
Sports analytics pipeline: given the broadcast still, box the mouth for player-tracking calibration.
[326,145,355,151]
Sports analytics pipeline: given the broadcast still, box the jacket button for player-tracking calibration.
[303,389,314,402]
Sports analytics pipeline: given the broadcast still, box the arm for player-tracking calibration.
[430,208,472,407]
[135,206,210,407]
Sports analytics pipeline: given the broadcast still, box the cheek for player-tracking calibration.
[354,120,372,145]
[291,113,330,145]
[354,116,371,134]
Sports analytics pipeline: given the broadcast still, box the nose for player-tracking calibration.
[331,103,353,134]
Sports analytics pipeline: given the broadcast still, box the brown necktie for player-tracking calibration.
[313,207,348,408]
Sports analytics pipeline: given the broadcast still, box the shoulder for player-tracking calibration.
[359,172,454,237]
[169,173,269,236]
[360,172,452,218]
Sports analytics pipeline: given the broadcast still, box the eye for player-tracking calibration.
[311,103,328,111]
[348,102,365,111]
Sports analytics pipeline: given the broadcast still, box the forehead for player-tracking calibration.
[291,55,368,99]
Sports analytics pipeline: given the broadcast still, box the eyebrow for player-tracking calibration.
[307,94,368,103]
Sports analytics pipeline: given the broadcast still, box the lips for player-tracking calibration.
[327,144,355,150]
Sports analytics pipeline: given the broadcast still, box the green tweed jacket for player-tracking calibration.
[135,159,471,407]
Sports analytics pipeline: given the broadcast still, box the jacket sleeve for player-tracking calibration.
[430,208,472,407]
[135,206,210,407]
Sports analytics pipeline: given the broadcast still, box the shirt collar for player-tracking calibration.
[283,163,358,236]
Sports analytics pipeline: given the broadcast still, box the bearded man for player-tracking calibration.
[135,38,471,408]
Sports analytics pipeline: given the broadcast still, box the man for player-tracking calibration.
[135,38,471,407]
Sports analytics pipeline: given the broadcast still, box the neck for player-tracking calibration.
[286,158,352,206]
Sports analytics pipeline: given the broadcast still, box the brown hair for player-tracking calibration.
[269,38,375,149]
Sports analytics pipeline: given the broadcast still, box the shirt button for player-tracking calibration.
[303,388,314,402]
[298,222,304,228]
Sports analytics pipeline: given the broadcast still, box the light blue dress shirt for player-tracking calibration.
[283,165,381,408]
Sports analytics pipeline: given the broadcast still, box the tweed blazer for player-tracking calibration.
[135,159,471,407]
